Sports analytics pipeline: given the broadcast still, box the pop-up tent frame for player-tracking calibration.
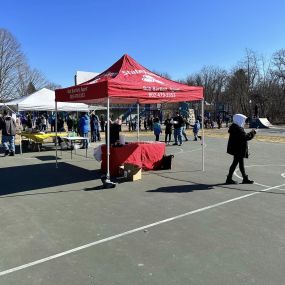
[55,54,204,178]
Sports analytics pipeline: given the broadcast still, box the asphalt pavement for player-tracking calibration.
[0,130,285,285]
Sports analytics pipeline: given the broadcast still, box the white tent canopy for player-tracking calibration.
[6,88,90,112]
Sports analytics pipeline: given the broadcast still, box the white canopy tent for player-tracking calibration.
[6,88,90,112]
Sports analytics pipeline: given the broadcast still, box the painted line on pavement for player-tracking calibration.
[172,144,207,156]
[234,164,285,188]
[1,181,285,277]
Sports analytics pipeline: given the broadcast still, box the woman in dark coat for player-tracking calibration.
[164,114,173,144]
[226,114,256,184]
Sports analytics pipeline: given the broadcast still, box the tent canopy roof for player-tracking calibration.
[55,54,203,104]
[6,88,90,112]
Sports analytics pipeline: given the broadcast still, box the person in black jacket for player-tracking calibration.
[172,112,184,146]
[164,114,173,145]
[226,113,256,184]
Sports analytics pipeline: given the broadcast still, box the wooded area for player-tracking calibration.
[1,28,284,123]
[183,49,285,123]
[0,29,60,101]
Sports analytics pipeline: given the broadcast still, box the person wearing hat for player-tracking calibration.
[226,113,256,184]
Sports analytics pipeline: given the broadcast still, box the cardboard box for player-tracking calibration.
[123,163,142,181]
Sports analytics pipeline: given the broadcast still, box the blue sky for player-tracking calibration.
[1,0,285,87]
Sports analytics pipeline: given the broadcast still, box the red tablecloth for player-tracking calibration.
[101,142,166,176]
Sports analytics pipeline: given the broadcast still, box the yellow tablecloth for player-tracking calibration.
[20,132,68,143]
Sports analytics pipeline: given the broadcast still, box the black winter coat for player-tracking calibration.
[164,119,172,134]
[227,123,255,158]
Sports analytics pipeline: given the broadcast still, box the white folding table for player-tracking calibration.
[61,136,89,159]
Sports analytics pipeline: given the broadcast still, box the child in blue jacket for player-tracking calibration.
[153,118,162,141]
[193,120,201,141]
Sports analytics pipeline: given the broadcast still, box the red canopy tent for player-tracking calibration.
[56,54,203,104]
[55,54,204,179]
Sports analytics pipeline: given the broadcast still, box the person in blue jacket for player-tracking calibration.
[193,120,201,141]
[79,112,90,149]
[153,117,162,141]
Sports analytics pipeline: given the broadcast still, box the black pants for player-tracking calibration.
[165,133,171,143]
[228,155,246,178]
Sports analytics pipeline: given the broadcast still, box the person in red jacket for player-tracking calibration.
[226,113,256,184]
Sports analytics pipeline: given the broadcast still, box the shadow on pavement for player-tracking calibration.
[84,185,105,191]
[147,182,285,194]
[147,183,214,193]
[0,162,101,196]
[0,189,84,198]
[34,155,62,161]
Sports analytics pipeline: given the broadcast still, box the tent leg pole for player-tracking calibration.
[107,98,110,180]
[20,133,22,155]
[55,102,58,168]
[137,103,139,142]
[201,99,205,171]
[18,105,22,155]
[76,111,78,135]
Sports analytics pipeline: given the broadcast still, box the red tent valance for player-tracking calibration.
[55,54,204,104]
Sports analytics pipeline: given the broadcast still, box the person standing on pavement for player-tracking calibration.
[67,114,74,132]
[153,117,162,141]
[226,113,256,184]
[182,116,189,141]
[164,114,173,145]
[100,115,105,132]
[90,112,96,142]
[193,120,201,141]
[172,112,184,146]
[79,112,90,149]
[90,113,101,142]
[26,114,33,129]
[0,110,17,156]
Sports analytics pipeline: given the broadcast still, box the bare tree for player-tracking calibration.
[225,68,249,115]
[181,48,284,123]
[16,64,48,97]
[185,66,227,104]
[225,50,263,116]
[151,70,172,80]
[269,49,285,122]
[272,49,285,83]
[0,28,60,101]
[44,82,62,90]
[0,28,25,101]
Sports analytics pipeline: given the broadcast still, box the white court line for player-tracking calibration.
[171,144,207,156]
[234,171,270,188]
[245,164,285,167]
[1,182,285,277]
[172,147,201,155]
[234,164,285,188]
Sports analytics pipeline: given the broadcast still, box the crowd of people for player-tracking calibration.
[1,108,257,183]
[124,112,202,145]
[203,112,232,129]
[0,109,204,155]
[152,112,201,145]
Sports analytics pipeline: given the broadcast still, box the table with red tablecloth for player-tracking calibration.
[101,142,166,176]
